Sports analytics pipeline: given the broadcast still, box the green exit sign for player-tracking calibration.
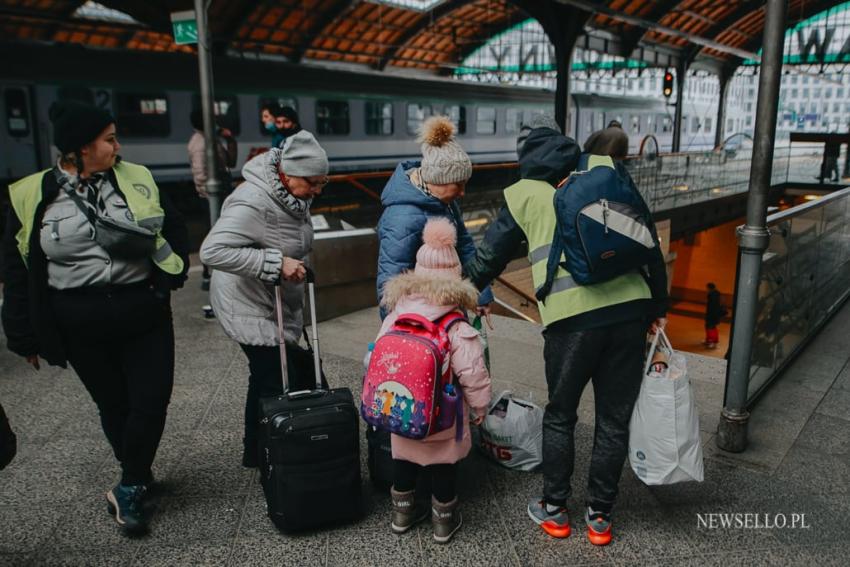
[170,10,198,45]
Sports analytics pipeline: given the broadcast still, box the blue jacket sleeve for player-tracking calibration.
[376,205,427,318]
[452,203,494,306]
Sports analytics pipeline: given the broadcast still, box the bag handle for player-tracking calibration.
[274,285,290,393]
[488,390,514,413]
[394,313,438,334]
[644,328,673,376]
[275,267,322,395]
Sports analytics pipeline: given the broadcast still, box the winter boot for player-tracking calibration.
[390,487,428,534]
[432,496,462,544]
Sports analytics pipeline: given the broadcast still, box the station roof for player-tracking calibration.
[0,0,845,74]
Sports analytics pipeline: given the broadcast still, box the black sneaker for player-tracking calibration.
[106,484,148,535]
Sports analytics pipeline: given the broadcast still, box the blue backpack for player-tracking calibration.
[536,154,658,301]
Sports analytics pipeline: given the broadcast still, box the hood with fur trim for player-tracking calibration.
[381,272,479,313]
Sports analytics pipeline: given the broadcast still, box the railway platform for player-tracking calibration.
[1,268,847,566]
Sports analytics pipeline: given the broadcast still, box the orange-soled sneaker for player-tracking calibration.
[585,507,612,546]
[527,499,571,538]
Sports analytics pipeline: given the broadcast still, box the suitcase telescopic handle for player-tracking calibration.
[274,284,290,393]
[274,269,324,395]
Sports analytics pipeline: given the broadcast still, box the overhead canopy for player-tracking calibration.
[0,0,845,73]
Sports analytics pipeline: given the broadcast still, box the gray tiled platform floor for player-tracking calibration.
[1,272,848,566]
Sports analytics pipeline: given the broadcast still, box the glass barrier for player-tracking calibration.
[622,138,847,214]
[622,141,794,213]
[745,187,850,401]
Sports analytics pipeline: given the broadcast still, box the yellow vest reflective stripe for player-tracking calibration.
[8,162,184,275]
[503,178,651,327]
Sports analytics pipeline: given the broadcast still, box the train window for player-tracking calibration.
[505,109,522,134]
[407,103,432,135]
[258,97,298,136]
[4,89,30,138]
[365,101,393,135]
[704,118,712,133]
[662,116,672,133]
[476,107,496,135]
[316,100,350,135]
[445,105,466,134]
[726,118,733,132]
[57,87,94,105]
[192,95,241,136]
[114,92,170,137]
[630,115,640,134]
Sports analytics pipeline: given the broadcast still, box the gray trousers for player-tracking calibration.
[541,319,646,513]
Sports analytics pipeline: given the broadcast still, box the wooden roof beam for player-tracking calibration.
[618,0,685,58]
[683,1,763,64]
[291,0,355,63]
[376,0,467,70]
[554,0,761,61]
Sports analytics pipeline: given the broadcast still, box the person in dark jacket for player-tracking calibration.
[464,120,668,546]
[273,106,302,149]
[376,115,493,319]
[1,100,189,535]
[704,282,725,348]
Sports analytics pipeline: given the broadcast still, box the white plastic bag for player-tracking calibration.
[629,329,704,485]
[476,390,543,472]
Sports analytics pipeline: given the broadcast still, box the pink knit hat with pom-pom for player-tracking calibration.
[415,218,461,279]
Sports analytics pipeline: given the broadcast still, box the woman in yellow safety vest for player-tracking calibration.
[1,100,189,536]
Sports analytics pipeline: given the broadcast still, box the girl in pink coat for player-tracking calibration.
[376,217,492,544]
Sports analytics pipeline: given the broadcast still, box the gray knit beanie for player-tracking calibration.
[516,112,561,155]
[280,130,329,177]
[419,116,472,185]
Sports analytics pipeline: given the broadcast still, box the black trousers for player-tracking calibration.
[393,459,456,503]
[240,343,326,457]
[51,283,175,486]
[541,319,646,513]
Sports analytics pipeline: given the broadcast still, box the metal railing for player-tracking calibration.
[620,137,850,213]
[622,145,794,213]
[742,186,850,403]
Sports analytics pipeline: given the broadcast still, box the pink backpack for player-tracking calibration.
[361,311,466,440]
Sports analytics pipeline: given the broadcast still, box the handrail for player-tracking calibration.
[766,186,850,225]
[493,296,538,324]
[495,275,537,305]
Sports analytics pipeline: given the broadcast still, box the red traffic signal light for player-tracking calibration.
[662,71,674,98]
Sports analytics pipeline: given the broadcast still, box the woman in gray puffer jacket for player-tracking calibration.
[200,130,329,468]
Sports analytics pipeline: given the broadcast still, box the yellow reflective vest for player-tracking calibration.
[503,177,651,327]
[7,161,184,275]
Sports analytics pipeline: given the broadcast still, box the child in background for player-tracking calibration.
[376,218,492,544]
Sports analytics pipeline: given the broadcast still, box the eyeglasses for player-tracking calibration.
[305,177,329,189]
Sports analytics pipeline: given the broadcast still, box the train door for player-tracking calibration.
[1,84,40,181]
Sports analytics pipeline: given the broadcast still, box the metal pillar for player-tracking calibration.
[672,61,687,153]
[717,0,788,453]
[194,0,222,227]
[715,71,731,149]
[554,39,574,134]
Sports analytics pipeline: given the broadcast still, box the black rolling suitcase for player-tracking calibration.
[366,425,393,490]
[258,275,362,531]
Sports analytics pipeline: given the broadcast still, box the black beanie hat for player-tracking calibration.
[48,100,115,154]
[279,106,300,124]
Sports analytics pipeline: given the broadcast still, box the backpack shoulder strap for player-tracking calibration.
[434,310,467,332]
